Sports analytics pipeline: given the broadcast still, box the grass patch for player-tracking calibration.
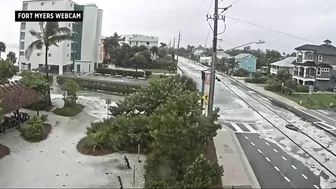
[144,69,170,73]
[53,104,85,117]
[276,92,336,110]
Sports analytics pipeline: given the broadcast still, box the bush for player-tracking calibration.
[296,85,309,93]
[145,71,152,78]
[22,115,44,142]
[244,77,267,84]
[233,68,249,77]
[264,80,282,91]
[95,68,145,78]
[54,104,84,117]
[148,59,177,70]
[57,75,143,95]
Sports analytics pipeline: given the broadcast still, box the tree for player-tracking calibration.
[116,43,131,67]
[25,22,72,105]
[0,60,18,84]
[0,41,5,59]
[139,45,147,51]
[160,42,167,48]
[150,46,159,58]
[104,32,121,64]
[158,47,168,59]
[61,79,79,106]
[6,52,16,63]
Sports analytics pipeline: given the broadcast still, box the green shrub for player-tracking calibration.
[233,68,249,77]
[244,77,267,84]
[22,115,44,141]
[264,80,282,91]
[296,85,309,93]
[57,75,143,95]
[95,68,145,78]
[149,59,177,70]
[145,71,152,78]
[54,104,84,117]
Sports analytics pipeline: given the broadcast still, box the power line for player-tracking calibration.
[205,25,211,47]
[226,16,318,44]
[217,75,336,178]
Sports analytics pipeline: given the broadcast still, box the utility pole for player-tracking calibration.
[173,37,176,48]
[206,0,227,114]
[177,31,181,62]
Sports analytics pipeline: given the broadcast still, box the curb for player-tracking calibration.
[226,75,336,137]
[177,65,184,74]
[226,126,261,189]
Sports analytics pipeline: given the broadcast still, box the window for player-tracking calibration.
[20,42,24,50]
[333,66,336,70]
[52,2,55,5]
[22,3,28,10]
[48,53,52,57]
[41,2,44,6]
[318,54,323,62]
[146,42,150,45]
[322,68,329,72]
[20,32,25,40]
[317,67,321,75]
[307,53,313,60]
[68,23,71,27]
[67,44,69,47]
[70,3,73,7]
[37,53,41,56]
[21,22,26,30]
[20,52,24,56]
[67,54,69,57]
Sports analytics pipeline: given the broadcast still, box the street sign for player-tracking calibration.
[309,85,314,95]
[202,93,209,105]
[205,73,211,85]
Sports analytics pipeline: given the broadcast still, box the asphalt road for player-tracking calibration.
[178,57,328,188]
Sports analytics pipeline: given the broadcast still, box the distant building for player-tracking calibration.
[193,46,206,56]
[99,36,106,63]
[270,57,296,75]
[119,34,158,47]
[234,53,257,73]
[18,0,103,74]
[200,56,211,66]
[217,51,232,59]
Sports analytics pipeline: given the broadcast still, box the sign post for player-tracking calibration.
[106,99,111,118]
[205,72,211,85]
[309,85,314,95]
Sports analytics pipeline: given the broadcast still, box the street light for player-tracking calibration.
[207,40,265,114]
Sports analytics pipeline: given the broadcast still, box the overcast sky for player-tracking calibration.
[1,0,336,58]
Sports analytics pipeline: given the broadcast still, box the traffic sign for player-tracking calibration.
[205,73,211,85]
[202,93,209,105]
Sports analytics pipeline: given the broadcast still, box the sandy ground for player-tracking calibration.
[0,93,146,188]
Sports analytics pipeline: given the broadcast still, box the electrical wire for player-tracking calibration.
[225,16,318,44]
[217,75,336,178]
[204,25,211,47]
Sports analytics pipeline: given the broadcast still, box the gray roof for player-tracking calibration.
[217,51,231,59]
[295,44,336,56]
[129,35,158,42]
[234,53,257,59]
[270,57,296,67]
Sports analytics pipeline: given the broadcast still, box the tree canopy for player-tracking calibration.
[6,52,16,63]
[0,60,18,84]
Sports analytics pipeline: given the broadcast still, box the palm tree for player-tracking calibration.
[25,22,72,105]
[150,46,158,58]
[6,52,16,63]
[0,41,6,60]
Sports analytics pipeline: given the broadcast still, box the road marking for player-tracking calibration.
[245,136,249,139]
[265,142,270,145]
[314,110,336,122]
[284,177,290,182]
[317,110,329,115]
[265,157,271,162]
[282,156,287,161]
[302,174,308,179]
[231,123,244,132]
[251,142,255,146]
[257,149,263,154]
[314,185,319,189]
[243,123,257,133]
[258,135,263,139]
[273,149,278,153]
[274,166,280,171]
[291,165,297,170]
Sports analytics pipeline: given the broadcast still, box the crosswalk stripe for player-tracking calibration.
[230,123,244,132]
[243,123,257,133]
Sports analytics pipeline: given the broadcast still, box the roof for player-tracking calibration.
[234,53,257,59]
[295,44,336,56]
[270,57,296,67]
[0,82,43,113]
[292,61,316,67]
[217,51,231,59]
[129,35,158,43]
[194,46,206,51]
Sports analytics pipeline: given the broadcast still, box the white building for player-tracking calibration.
[18,0,103,75]
[270,57,296,75]
[119,34,158,47]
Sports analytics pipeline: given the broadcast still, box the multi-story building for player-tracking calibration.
[270,57,296,75]
[99,35,106,62]
[119,34,158,47]
[293,39,336,90]
[234,53,257,73]
[18,0,103,75]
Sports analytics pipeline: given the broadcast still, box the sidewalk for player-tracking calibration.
[214,126,260,189]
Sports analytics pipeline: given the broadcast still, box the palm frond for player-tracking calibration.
[25,39,43,60]
[45,22,60,37]
[55,27,71,35]
[29,30,43,40]
[49,34,73,46]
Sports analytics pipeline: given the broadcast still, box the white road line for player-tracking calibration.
[274,166,280,171]
[284,177,290,182]
[257,149,263,154]
[243,123,257,133]
[317,110,329,115]
[265,142,270,145]
[231,123,244,132]
[245,136,249,139]
[258,135,263,139]
[265,157,271,162]
[314,185,319,189]
[282,156,287,161]
[291,165,297,170]
[302,174,308,179]
[251,142,255,146]
[273,149,278,153]
[314,110,336,122]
